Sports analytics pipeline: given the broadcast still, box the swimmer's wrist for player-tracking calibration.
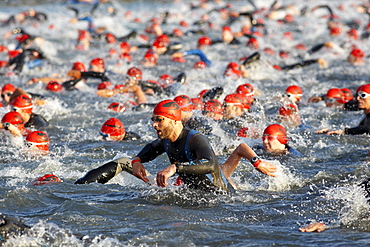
[250,156,261,168]
[131,158,141,165]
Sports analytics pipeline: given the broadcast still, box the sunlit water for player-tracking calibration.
[1,0,370,246]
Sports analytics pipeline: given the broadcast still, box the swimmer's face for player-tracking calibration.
[262,135,286,153]
[1,91,13,103]
[223,104,243,119]
[357,91,370,110]
[151,115,175,139]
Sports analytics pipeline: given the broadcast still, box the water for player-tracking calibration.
[1,0,370,246]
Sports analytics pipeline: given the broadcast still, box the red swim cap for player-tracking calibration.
[101,118,125,136]
[341,88,354,102]
[158,74,173,88]
[108,102,126,112]
[46,81,62,92]
[1,111,24,129]
[174,95,194,112]
[263,124,288,145]
[90,57,105,69]
[278,104,298,116]
[198,36,212,46]
[357,84,370,94]
[204,99,223,115]
[97,81,113,90]
[286,85,302,95]
[326,88,346,104]
[191,97,204,111]
[26,131,50,151]
[119,41,131,53]
[193,61,207,69]
[10,95,33,113]
[105,33,116,44]
[153,100,181,121]
[32,174,62,186]
[350,48,365,58]
[2,83,16,93]
[72,62,86,72]
[127,67,142,80]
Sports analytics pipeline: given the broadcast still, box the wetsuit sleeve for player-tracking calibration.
[81,71,110,81]
[175,134,218,175]
[344,114,370,135]
[281,59,318,70]
[123,131,141,141]
[25,113,49,128]
[136,139,166,163]
[344,100,360,111]
[307,43,325,54]
[182,49,212,67]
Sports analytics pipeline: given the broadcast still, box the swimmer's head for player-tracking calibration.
[174,95,194,112]
[153,100,181,121]
[263,124,289,145]
[72,62,86,72]
[285,85,303,102]
[100,118,125,141]
[10,95,33,114]
[197,36,212,48]
[108,102,126,113]
[32,174,62,186]
[45,81,62,92]
[90,57,105,70]
[158,74,173,88]
[97,81,113,90]
[25,131,50,152]
[325,88,346,106]
[203,99,223,115]
[1,111,25,131]
[341,88,354,102]
[126,67,143,82]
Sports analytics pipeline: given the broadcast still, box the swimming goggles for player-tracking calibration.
[358,91,370,99]
[262,135,277,141]
[151,116,165,123]
[1,92,12,98]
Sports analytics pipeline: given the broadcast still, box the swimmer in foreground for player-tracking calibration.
[75,100,277,192]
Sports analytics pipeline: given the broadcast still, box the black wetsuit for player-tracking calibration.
[25,113,49,128]
[123,131,141,141]
[137,128,229,192]
[344,113,370,135]
[75,128,230,192]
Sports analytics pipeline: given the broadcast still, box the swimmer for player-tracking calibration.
[9,95,49,129]
[99,118,140,141]
[75,100,277,192]
[316,84,370,135]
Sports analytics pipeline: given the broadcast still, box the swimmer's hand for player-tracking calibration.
[132,160,149,183]
[325,129,344,135]
[256,161,277,177]
[97,89,116,98]
[316,128,329,134]
[67,69,81,79]
[307,96,322,103]
[156,164,176,187]
[299,222,325,232]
